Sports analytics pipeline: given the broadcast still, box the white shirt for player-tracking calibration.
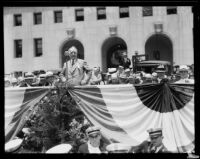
[175,78,194,84]
[87,141,101,154]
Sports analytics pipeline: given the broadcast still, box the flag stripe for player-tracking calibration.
[70,84,194,152]
[69,86,139,144]
[5,87,50,142]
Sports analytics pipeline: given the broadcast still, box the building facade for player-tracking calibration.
[4,6,194,74]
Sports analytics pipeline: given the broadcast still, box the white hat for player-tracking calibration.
[68,46,78,53]
[108,68,117,74]
[179,65,189,71]
[118,65,124,69]
[106,143,131,152]
[5,138,23,152]
[18,76,24,82]
[46,71,54,77]
[124,68,130,73]
[25,72,34,77]
[46,144,72,153]
[152,72,158,77]
[39,74,46,78]
[145,74,152,79]
[147,128,163,138]
[86,126,101,136]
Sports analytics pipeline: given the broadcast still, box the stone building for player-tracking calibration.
[4,6,193,75]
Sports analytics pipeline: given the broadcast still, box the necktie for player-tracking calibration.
[72,60,74,66]
[150,145,156,153]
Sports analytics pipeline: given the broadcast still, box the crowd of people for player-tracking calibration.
[4,45,194,88]
[5,46,196,155]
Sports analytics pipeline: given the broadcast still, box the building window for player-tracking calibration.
[34,38,42,57]
[142,7,153,16]
[54,11,62,23]
[14,40,22,58]
[75,9,84,21]
[34,12,42,25]
[97,7,106,20]
[167,6,177,15]
[14,14,22,26]
[119,7,129,18]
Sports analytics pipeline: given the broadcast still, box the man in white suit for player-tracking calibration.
[60,46,92,86]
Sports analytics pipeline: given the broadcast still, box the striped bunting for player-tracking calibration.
[5,87,50,143]
[69,83,194,152]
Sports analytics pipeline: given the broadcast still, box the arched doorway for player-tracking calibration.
[101,37,127,72]
[145,33,173,65]
[60,39,84,68]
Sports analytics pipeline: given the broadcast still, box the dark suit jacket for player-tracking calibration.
[132,141,170,153]
[119,58,131,69]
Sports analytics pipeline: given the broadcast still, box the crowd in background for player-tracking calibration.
[4,63,194,88]
[4,45,194,88]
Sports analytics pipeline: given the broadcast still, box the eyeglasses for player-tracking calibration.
[89,134,99,139]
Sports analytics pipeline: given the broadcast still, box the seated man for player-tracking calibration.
[175,65,194,84]
[131,128,170,153]
[78,126,107,153]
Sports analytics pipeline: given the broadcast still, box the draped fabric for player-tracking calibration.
[68,83,194,152]
[4,83,194,153]
[5,87,50,143]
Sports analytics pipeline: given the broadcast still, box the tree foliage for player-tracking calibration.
[20,82,91,153]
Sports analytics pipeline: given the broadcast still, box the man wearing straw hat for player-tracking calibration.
[155,65,167,83]
[175,65,194,84]
[60,46,92,86]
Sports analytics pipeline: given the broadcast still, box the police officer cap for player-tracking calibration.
[86,126,101,136]
[106,143,131,152]
[46,144,72,153]
[147,128,163,138]
[5,138,23,152]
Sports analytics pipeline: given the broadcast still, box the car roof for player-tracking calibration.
[136,60,171,67]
